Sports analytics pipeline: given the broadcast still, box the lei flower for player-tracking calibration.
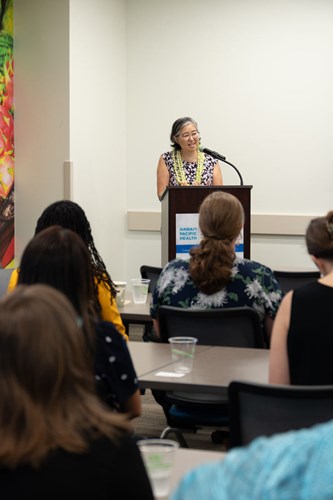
[172,149,205,185]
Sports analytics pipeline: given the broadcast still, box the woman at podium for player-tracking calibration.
[156,117,223,199]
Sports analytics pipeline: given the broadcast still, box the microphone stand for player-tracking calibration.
[202,148,244,186]
[220,157,244,186]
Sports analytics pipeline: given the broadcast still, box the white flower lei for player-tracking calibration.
[172,149,205,185]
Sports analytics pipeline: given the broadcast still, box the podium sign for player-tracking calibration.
[161,186,252,266]
[175,213,244,259]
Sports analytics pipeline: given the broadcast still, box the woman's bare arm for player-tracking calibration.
[152,318,160,338]
[213,162,223,185]
[269,292,293,385]
[122,388,142,419]
[157,156,170,199]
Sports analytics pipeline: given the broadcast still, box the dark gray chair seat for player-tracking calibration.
[229,381,333,448]
[273,270,320,294]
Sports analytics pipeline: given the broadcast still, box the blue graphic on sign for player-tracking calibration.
[176,244,199,254]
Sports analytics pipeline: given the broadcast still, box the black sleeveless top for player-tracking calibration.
[287,281,333,385]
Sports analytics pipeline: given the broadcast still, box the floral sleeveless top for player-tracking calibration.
[162,151,217,186]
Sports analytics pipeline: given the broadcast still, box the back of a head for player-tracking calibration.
[0,284,92,403]
[189,191,244,294]
[306,210,333,261]
[35,200,91,246]
[18,225,94,317]
[34,200,116,299]
[198,191,244,241]
[0,284,128,468]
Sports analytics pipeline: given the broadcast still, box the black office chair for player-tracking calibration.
[273,270,320,295]
[140,265,163,293]
[158,306,266,347]
[140,265,163,342]
[155,306,266,447]
[228,381,333,448]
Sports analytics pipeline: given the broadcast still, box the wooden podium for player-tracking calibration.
[161,185,252,265]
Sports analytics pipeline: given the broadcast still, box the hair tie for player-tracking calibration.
[206,235,231,243]
[326,220,333,240]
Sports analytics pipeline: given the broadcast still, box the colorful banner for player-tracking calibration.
[0,0,14,268]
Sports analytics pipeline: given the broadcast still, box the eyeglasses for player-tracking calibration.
[179,131,199,140]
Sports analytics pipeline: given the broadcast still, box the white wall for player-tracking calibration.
[14,0,70,257]
[14,0,333,280]
[126,0,333,274]
[69,0,127,281]
[14,0,128,280]
[127,0,333,212]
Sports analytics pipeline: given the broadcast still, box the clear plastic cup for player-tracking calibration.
[114,281,127,308]
[131,278,150,304]
[168,336,198,374]
[137,439,179,498]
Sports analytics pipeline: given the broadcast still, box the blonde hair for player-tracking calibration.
[0,285,129,468]
[306,210,333,260]
[189,192,244,294]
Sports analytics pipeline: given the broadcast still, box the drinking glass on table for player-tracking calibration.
[137,439,179,498]
[131,278,150,304]
[168,337,198,374]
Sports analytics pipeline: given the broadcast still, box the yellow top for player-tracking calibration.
[7,269,128,341]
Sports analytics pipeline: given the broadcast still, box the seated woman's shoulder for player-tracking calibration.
[235,257,274,273]
[173,257,190,267]
[162,258,190,273]
[96,320,125,343]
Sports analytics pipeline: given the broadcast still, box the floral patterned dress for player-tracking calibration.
[150,257,283,324]
[162,151,217,186]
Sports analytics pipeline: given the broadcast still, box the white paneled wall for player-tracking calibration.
[14,0,332,280]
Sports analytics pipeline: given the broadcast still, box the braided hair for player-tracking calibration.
[189,192,244,294]
[34,200,117,313]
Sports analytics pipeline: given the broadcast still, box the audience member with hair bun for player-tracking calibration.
[156,116,223,199]
[270,210,333,385]
[7,200,128,341]
[0,285,153,499]
[17,225,141,419]
[151,191,283,342]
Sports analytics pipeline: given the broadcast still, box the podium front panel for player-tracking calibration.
[161,186,252,265]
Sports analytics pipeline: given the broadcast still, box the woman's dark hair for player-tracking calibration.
[170,117,198,150]
[189,191,244,294]
[34,200,117,312]
[306,210,333,260]
[18,226,97,350]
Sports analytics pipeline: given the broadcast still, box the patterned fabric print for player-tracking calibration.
[150,258,283,323]
[172,420,333,500]
[95,321,138,412]
[162,151,217,186]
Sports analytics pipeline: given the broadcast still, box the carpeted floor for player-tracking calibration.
[129,325,228,451]
[132,389,228,451]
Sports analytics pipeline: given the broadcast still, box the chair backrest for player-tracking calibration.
[0,268,13,297]
[157,306,266,348]
[140,265,163,293]
[273,270,320,294]
[229,381,333,448]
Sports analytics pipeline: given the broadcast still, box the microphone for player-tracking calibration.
[200,146,244,186]
[201,147,226,161]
